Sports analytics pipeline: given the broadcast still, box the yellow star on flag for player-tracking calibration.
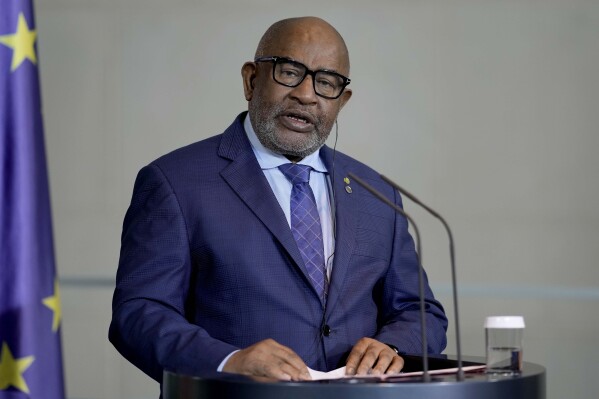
[0,342,35,394]
[42,279,62,332]
[0,12,38,71]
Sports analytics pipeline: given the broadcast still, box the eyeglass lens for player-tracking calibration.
[273,59,345,98]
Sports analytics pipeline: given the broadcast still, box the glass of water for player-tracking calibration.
[484,316,525,374]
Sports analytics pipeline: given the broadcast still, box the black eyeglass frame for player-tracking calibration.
[254,56,351,99]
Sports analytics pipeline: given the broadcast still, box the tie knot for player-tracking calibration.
[278,163,313,185]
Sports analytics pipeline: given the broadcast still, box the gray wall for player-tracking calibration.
[36,0,599,398]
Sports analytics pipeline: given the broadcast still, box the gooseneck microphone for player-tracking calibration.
[380,175,464,381]
[347,173,430,382]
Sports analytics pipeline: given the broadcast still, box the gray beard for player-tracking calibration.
[249,102,330,159]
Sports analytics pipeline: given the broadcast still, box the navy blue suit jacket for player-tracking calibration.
[109,113,447,382]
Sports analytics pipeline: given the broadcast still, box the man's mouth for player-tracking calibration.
[279,111,316,132]
[288,114,309,123]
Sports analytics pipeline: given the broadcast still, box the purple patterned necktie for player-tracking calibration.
[278,163,326,299]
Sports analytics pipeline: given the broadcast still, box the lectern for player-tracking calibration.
[163,360,545,399]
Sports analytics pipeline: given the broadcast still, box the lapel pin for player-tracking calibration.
[345,186,352,194]
[343,177,350,184]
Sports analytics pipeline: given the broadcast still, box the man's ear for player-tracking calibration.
[241,62,257,101]
[338,88,352,111]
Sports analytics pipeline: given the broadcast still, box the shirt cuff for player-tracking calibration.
[217,350,240,372]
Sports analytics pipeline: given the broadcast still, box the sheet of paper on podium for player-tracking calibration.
[308,364,486,381]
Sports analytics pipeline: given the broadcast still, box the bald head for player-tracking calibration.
[241,17,352,160]
[255,17,350,74]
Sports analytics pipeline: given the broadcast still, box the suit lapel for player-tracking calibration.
[320,146,358,315]
[217,115,311,286]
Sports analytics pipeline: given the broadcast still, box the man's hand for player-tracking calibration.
[222,339,311,381]
[345,337,404,375]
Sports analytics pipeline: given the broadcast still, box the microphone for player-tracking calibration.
[380,175,464,381]
[347,173,430,382]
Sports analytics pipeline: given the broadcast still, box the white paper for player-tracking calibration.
[307,364,486,381]
[308,366,347,380]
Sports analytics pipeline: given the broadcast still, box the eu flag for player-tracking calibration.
[0,1,66,398]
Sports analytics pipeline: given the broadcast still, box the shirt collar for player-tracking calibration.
[244,114,327,173]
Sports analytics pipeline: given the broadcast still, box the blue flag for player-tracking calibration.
[0,1,66,398]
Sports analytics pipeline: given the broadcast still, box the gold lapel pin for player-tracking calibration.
[343,177,352,193]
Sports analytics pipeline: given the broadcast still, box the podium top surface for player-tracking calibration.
[163,360,546,399]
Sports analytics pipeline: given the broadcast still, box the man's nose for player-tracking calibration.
[289,75,318,104]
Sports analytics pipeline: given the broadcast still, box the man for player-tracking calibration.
[109,16,447,385]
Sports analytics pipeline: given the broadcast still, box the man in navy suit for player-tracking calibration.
[109,16,447,384]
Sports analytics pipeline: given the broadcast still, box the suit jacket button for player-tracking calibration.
[323,325,331,337]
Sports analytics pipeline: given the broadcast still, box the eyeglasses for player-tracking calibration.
[254,56,351,99]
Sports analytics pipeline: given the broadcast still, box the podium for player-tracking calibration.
[163,358,545,399]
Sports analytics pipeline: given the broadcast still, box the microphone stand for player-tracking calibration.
[348,173,430,382]
[380,175,464,381]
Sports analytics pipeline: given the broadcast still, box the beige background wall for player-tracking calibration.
[35,0,598,398]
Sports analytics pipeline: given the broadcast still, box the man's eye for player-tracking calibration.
[317,79,334,88]
[280,69,301,78]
